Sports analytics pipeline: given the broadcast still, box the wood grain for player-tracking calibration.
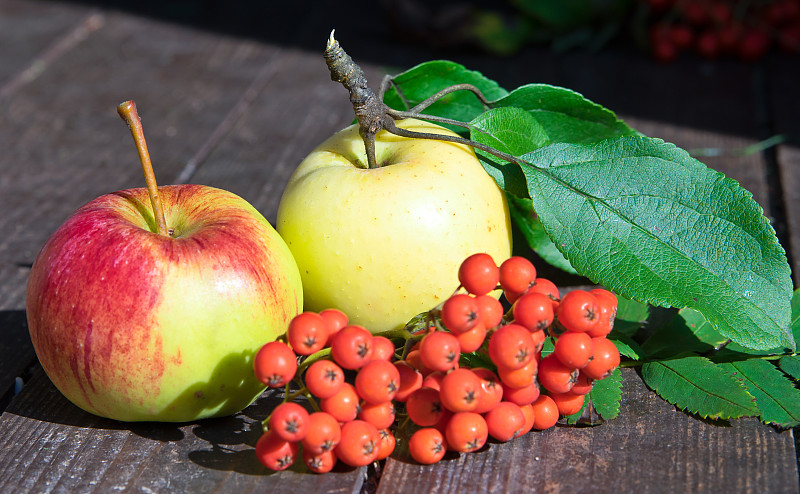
[0,369,366,492]
[0,1,797,493]
[379,368,798,494]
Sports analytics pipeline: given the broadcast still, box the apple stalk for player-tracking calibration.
[324,31,523,170]
[117,100,170,237]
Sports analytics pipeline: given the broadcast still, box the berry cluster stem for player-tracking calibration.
[323,32,523,170]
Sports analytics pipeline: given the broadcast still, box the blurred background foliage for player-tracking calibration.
[380,0,800,62]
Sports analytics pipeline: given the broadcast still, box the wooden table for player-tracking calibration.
[1,1,798,492]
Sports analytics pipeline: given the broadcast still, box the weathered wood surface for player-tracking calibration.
[0,0,798,492]
[380,368,797,494]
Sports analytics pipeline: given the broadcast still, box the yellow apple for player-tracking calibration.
[276,118,512,333]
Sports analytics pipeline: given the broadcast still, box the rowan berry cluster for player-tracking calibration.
[644,0,800,62]
[251,253,620,471]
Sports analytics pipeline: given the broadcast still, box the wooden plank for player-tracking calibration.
[767,53,800,287]
[0,368,366,492]
[778,145,800,287]
[0,0,98,91]
[379,368,798,494]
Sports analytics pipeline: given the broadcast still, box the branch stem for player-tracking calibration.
[117,101,169,236]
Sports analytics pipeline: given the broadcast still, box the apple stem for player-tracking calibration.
[117,101,170,237]
[324,32,523,169]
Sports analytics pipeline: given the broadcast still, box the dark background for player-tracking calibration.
[58,0,800,143]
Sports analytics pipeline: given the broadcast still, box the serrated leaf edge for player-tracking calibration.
[642,356,759,421]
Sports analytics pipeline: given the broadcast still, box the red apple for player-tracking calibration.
[25,102,303,421]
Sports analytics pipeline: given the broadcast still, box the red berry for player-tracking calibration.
[670,24,694,50]
[445,412,488,453]
[393,361,424,401]
[330,325,373,370]
[355,359,400,404]
[319,308,348,342]
[519,403,535,435]
[583,337,621,380]
[472,367,504,414]
[376,428,396,460]
[254,341,297,388]
[474,294,504,328]
[528,278,560,310]
[320,382,360,422]
[441,294,480,333]
[303,448,337,474]
[489,324,536,370]
[554,331,594,369]
[408,428,447,464]
[653,39,679,63]
[738,29,771,61]
[304,359,345,399]
[439,368,482,413]
[696,30,721,59]
[556,290,600,333]
[336,420,380,467]
[587,288,618,338]
[709,1,732,24]
[407,387,444,426]
[421,371,446,391]
[269,401,309,442]
[683,2,710,26]
[570,371,595,395]
[456,321,487,353]
[419,331,461,372]
[550,391,585,416]
[501,380,541,406]
[499,256,537,294]
[302,412,341,454]
[459,253,500,296]
[485,401,526,442]
[287,311,328,355]
[513,292,555,332]
[370,335,396,361]
[497,356,538,389]
[255,430,299,471]
[531,395,559,430]
[538,354,579,394]
[358,400,396,430]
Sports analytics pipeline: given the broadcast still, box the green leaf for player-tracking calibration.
[589,367,623,420]
[719,359,800,428]
[506,194,579,275]
[612,296,650,338]
[470,107,549,197]
[641,308,728,359]
[778,355,800,380]
[779,355,800,381]
[519,136,794,351]
[492,84,637,144]
[611,336,643,360]
[792,288,800,344]
[472,106,551,154]
[383,60,508,126]
[641,356,759,420]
